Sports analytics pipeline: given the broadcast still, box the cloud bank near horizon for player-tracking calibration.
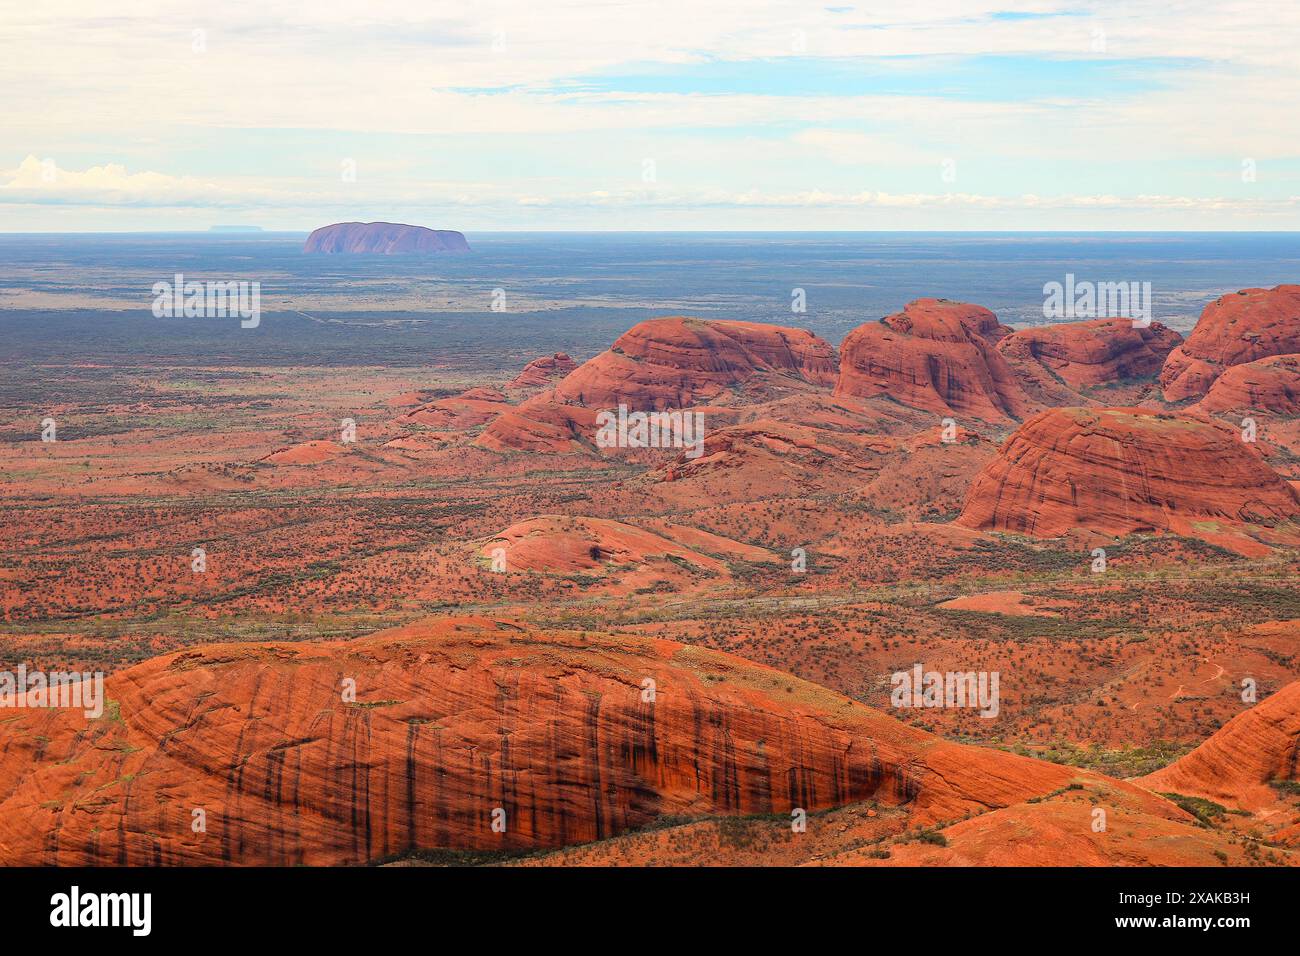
[3,1,1298,230]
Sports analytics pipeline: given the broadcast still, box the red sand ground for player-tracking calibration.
[2,299,1298,866]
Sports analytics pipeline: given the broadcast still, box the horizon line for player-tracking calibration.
[5,228,1300,236]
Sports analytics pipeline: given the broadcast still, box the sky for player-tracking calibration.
[2,0,1299,231]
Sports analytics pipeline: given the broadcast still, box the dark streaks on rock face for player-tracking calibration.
[0,618,1074,865]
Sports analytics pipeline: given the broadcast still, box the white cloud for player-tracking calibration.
[8,154,1295,227]
[1,155,220,199]
[3,1,1299,228]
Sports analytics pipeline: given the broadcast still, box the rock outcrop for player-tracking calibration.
[855,427,996,521]
[1196,354,1300,416]
[998,319,1181,398]
[476,317,838,454]
[956,406,1300,537]
[508,353,578,390]
[260,440,347,466]
[548,316,837,411]
[1160,285,1300,401]
[303,222,470,254]
[643,419,883,503]
[402,387,510,430]
[834,298,1033,423]
[479,515,768,575]
[1139,681,1300,811]
[474,402,598,455]
[0,617,1077,865]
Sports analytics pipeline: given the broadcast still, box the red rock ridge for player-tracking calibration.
[0,617,1081,865]
[477,317,838,454]
[548,316,838,412]
[480,515,770,576]
[473,402,598,454]
[508,353,578,390]
[402,387,510,430]
[303,222,470,254]
[1160,284,1300,401]
[643,419,882,501]
[1138,681,1300,811]
[998,318,1181,394]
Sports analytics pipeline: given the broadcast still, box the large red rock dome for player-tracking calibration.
[1160,285,1300,401]
[548,316,837,411]
[956,406,1300,537]
[834,298,1032,423]
[998,318,1180,394]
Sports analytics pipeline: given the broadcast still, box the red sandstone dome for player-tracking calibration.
[1195,354,1300,416]
[643,418,883,501]
[479,515,768,575]
[834,298,1033,423]
[1139,680,1300,811]
[997,318,1181,394]
[547,316,838,411]
[507,352,578,390]
[956,406,1300,538]
[0,617,1081,866]
[401,387,510,429]
[474,402,598,454]
[1160,284,1300,401]
[477,317,839,454]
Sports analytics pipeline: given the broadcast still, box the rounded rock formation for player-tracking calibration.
[479,515,767,575]
[1160,284,1300,401]
[1196,354,1300,416]
[508,352,578,390]
[474,401,598,454]
[998,318,1181,393]
[955,406,1300,537]
[304,222,470,254]
[549,316,838,412]
[402,387,510,430]
[834,298,1033,423]
[0,617,1073,865]
[1138,681,1300,811]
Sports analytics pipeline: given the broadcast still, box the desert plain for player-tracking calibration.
[1,279,1299,867]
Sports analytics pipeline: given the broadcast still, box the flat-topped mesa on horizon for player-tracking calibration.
[1160,284,1300,401]
[303,221,470,254]
[834,298,1034,424]
[956,406,1300,541]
